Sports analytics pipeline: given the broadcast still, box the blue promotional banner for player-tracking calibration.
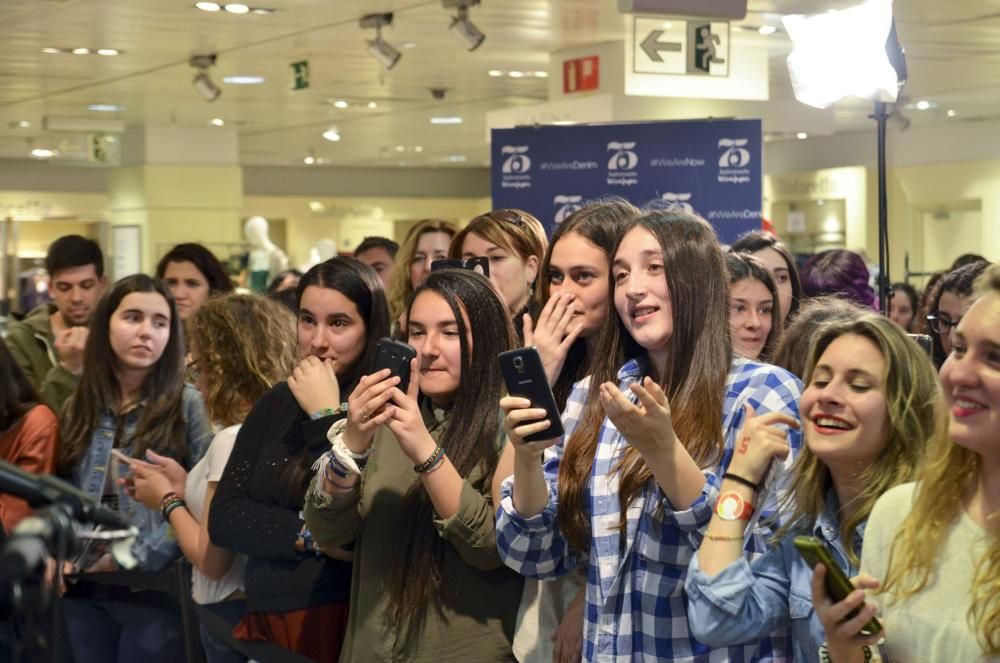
[491,118,762,245]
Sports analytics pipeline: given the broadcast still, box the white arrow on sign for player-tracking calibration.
[640,30,682,62]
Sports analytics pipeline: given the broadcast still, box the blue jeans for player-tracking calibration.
[62,590,184,663]
[199,599,248,663]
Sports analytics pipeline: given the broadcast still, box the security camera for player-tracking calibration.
[430,88,447,100]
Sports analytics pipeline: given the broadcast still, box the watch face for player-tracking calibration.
[717,492,746,520]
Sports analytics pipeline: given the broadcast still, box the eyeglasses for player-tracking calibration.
[926,312,960,336]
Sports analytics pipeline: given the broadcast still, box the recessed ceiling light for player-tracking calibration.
[322,128,341,142]
[72,48,91,55]
[533,71,548,78]
[209,118,226,126]
[41,47,63,54]
[31,148,57,159]
[251,7,276,14]
[508,71,525,78]
[796,131,808,139]
[947,109,956,117]
[430,116,463,125]
[401,42,419,50]
[10,120,31,128]
[224,3,250,13]
[758,25,777,35]
[195,1,221,10]
[367,101,378,109]
[96,49,120,56]
[552,120,576,126]
[446,155,467,163]
[414,145,423,153]
[394,145,405,152]
[303,155,316,165]
[915,100,931,110]
[488,69,503,77]
[89,104,126,112]
[333,100,348,109]
[223,75,265,85]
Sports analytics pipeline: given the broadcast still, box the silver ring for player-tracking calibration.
[360,408,369,420]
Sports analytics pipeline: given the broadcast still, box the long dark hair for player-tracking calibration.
[272,257,390,505]
[59,274,188,474]
[726,252,782,361]
[928,260,990,367]
[731,230,803,322]
[537,198,640,410]
[557,210,731,552]
[295,257,390,395]
[385,269,516,630]
[156,243,234,295]
[0,342,41,431]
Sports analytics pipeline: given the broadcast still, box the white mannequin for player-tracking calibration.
[244,216,289,292]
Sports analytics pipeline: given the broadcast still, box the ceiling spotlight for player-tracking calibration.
[947,109,956,117]
[304,154,316,165]
[224,3,250,13]
[360,13,402,70]
[209,118,225,126]
[915,99,931,110]
[194,2,221,10]
[13,120,31,128]
[488,69,503,77]
[223,75,265,84]
[430,116,463,124]
[443,0,485,52]
[322,128,341,142]
[89,104,126,112]
[41,47,63,54]
[190,54,222,102]
[796,131,808,139]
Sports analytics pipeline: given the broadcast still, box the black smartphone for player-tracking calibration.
[908,333,933,357]
[373,338,417,392]
[431,256,490,278]
[793,536,883,635]
[498,347,565,443]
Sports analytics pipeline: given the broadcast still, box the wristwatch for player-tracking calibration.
[715,491,754,521]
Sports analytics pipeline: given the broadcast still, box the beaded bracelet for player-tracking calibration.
[414,446,445,473]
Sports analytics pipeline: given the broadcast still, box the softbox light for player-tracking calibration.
[782,0,899,109]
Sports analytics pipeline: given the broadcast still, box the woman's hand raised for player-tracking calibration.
[385,358,437,464]
[343,368,399,454]
[288,356,341,416]
[599,377,675,457]
[523,291,585,387]
[726,404,799,486]
[500,396,559,461]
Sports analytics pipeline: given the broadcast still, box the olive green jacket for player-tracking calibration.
[3,304,79,413]
[304,407,522,662]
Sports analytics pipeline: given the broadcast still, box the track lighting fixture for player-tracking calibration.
[189,54,221,102]
[360,13,401,70]
[443,0,485,51]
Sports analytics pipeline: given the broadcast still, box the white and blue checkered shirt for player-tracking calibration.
[497,357,803,662]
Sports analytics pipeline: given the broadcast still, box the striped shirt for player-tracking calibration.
[496,357,803,662]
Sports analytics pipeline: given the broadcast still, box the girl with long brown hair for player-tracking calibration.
[818,263,1000,661]
[59,273,213,663]
[304,269,523,661]
[496,210,804,661]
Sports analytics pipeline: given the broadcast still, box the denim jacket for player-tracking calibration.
[685,493,865,663]
[73,384,212,571]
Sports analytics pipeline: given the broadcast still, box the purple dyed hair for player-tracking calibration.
[800,249,876,309]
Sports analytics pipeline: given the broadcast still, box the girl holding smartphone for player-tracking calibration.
[686,314,942,662]
[304,269,523,661]
[497,210,803,661]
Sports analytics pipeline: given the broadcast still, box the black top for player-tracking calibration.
[208,382,351,613]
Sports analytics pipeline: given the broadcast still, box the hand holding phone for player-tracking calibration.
[373,338,417,393]
[109,448,135,466]
[795,536,883,636]
[499,348,565,444]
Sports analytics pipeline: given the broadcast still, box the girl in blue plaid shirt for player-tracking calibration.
[497,210,803,662]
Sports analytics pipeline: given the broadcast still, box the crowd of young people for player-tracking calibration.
[0,206,996,662]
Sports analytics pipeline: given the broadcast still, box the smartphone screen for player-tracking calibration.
[498,348,565,443]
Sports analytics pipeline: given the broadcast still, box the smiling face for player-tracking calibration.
[729,277,774,360]
[296,285,367,378]
[461,232,538,315]
[162,260,210,321]
[751,247,795,325]
[800,333,890,469]
[939,291,1000,459]
[407,290,467,405]
[410,231,452,290]
[109,292,172,374]
[612,226,673,369]
[51,264,106,327]
[547,231,611,339]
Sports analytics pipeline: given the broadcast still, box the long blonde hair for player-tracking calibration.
[881,264,1000,655]
[386,219,458,321]
[779,314,944,566]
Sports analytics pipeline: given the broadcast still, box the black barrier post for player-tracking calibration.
[871,100,891,314]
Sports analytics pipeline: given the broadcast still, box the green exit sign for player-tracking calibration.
[290,60,310,91]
